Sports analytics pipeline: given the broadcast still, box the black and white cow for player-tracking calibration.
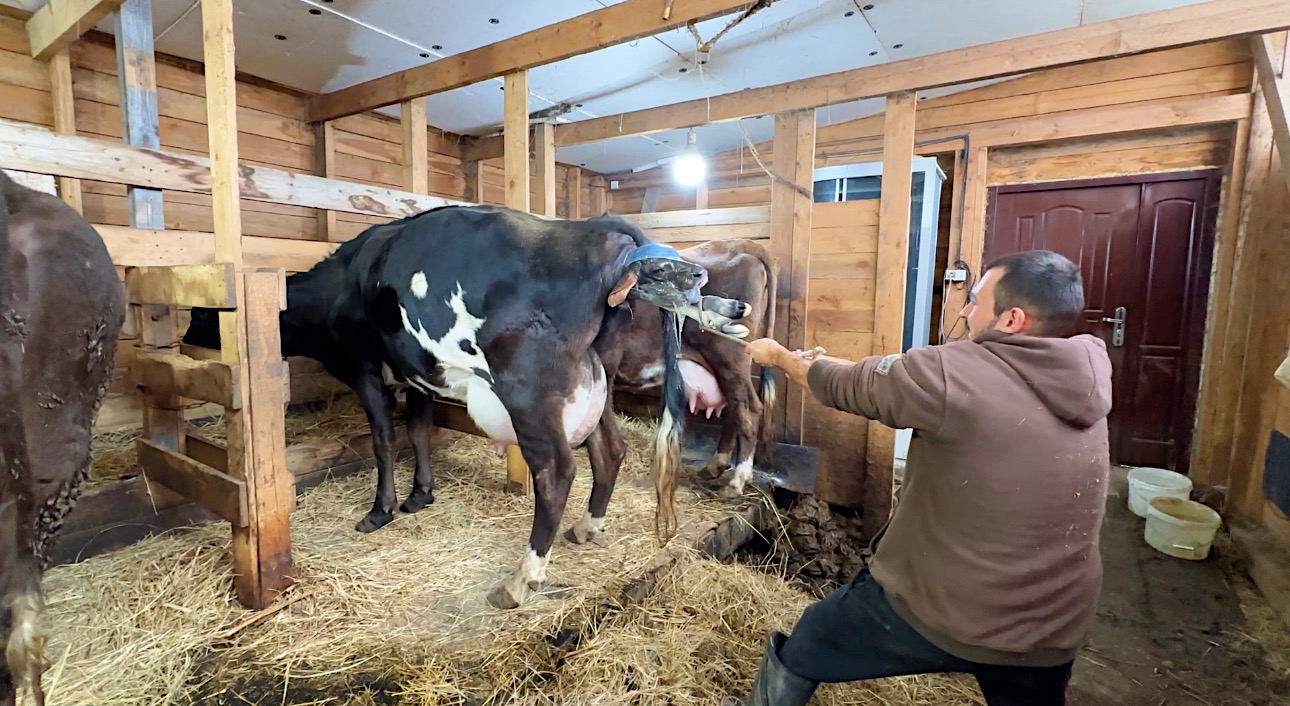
[183,204,750,609]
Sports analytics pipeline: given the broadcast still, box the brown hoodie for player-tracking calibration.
[806,330,1113,667]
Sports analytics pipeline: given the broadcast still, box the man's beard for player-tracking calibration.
[969,313,1002,341]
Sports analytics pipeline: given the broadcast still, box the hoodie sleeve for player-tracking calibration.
[805,346,948,434]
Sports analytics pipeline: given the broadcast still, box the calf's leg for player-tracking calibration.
[399,389,436,514]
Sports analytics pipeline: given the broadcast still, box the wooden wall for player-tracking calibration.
[0,15,602,434]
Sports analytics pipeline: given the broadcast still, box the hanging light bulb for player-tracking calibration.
[672,129,706,186]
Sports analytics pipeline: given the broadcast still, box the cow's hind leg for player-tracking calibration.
[354,374,399,533]
[399,389,436,514]
[487,410,576,610]
[566,410,627,545]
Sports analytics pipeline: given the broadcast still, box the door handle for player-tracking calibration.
[1102,306,1126,347]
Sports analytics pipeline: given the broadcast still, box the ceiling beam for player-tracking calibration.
[1250,32,1290,191]
[26,0,126,61]
[553,0,1290,146]
[307,0,760,124]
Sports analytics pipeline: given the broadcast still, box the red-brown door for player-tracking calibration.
[985,172,1220,474]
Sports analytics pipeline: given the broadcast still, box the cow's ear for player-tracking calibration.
[607,271,638,307]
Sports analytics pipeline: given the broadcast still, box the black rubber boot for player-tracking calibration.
[740,631,819,706]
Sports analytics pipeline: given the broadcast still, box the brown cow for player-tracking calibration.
[0,171,126,706]
[615,239,778,497]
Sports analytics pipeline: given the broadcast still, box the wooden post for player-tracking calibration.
[589,174,607,215]
[533,121,556,216]
[502,69,532,496]
[402,99,429,194]
[695,181,709,210]
[1250,32,1290,191]
[864,90,917,538]
[202,0,293,608]
[115,0,183,455]
[566,166,583,218]
[49,48,81,213]
[768,109,816,445]
[462,159,486,204]
[313,121,338,240]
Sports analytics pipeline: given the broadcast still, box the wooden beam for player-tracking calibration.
[1251,32,1290,191]
[124,262,237,308]
[98,224,337,272]
[401,99,428,194]
[503,69,531,497]
[554,0,1290,145]
[768,110,815,446]
[48,49,81,213]
[462,159,486,204]
[136,438,248,527]
[306,0,759,122]
[534,122,556,216]
[312,121,338,240]
[969,94,1253,148]
[26,0,126,61]
[504,71,530,214]
[0,118,472,218]
[114,0,162,238]
[864,91,917,537]
[567,166,584,218]
[695,181,709,210]
[130,349,240,409]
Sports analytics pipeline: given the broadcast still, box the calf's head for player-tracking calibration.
[610,243,708,311]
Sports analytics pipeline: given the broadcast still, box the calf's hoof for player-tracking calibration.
[565,524,598,545]
[717,482,746,499]
[400,488,435,514]
[487,581,528,610]
[355,509,393,533]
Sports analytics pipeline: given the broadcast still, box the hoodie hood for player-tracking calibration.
[976,331,1113,428]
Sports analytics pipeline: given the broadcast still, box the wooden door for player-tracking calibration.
[985,173,1219,473]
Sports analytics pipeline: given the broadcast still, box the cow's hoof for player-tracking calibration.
[400,488,435,514]
[486,582,526,610]
[717,482,745,499]
[565,524,596,545]
[355,509,393,533]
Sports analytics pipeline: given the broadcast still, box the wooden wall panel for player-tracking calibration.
[0,15,601,434]
[802,200,879,506]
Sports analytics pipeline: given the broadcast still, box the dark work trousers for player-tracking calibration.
[776,568,1075,706]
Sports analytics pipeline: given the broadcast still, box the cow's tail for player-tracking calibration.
[653,308,686,544]
[0,172,48,706]
[754,246,779,463]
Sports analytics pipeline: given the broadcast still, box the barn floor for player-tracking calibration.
[28,408,1290,705]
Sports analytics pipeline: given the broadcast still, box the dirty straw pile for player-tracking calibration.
[32,407,979,706]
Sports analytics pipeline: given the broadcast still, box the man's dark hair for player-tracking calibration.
[982,249,1084,337]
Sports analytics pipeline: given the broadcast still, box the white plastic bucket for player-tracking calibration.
[1126,466,1192,518]
[1144,496,1222,561]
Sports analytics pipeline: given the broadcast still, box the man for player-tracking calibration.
[738,249,1112,706]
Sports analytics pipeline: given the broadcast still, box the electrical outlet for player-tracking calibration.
[944,268,967,282]
[609,180,620,190]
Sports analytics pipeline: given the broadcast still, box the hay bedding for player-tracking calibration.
[42,408,977,706]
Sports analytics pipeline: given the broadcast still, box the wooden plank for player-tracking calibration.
[313,121,338,240]
[534,121,556,216]
[48,48,81,212]
[124,262,236,308]
[769,109,815,445]
[239,268,296,609]
[1192,119,1251,485]
[130,349,240,409]
[26,0,126,60]
[862,91,918,532]
[502,69,532,497]
[589,174,607,215]
[620,205,771,229]
[401,99,428,194]
[306,0,757,122]
[186,433,229,474]
[567,166,583,218]
[136,437,247,526]
[554,0,1290,144]
[0,117,472,218]
[97,224,336,272]
[646,222,769,243]
[971,93,1252,147]
[114,0,164,232]
[462,159,485,204]
[1251,33,1290,191]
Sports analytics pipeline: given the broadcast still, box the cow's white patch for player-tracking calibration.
[638,363,665,386]
[572,511,606,539]
[720,458,755,498]
[399,282,488,374]
[409,271,429,299]
[518,547,549,587]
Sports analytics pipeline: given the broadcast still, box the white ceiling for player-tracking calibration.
[8,0,1212,175]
